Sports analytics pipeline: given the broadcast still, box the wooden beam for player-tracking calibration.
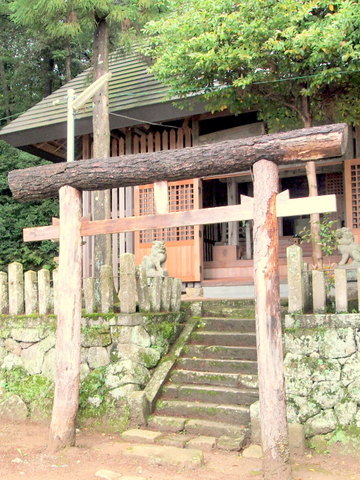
[9,123,348,202]
[23,193,337,242]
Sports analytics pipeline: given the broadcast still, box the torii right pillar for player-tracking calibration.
[253,159,292,480]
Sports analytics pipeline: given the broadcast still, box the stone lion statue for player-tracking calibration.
[141,240,168,277]
[336,227,360,266]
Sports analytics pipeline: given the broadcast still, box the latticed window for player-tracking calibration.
[350,164,360,228]
[138,181,195,243]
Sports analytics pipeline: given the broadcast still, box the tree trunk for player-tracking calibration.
[48,186,82,452]
[306,161,322,267]
[301,95,323,267]
[253,160,292,480]
[92,15,111,300]
[8,123,348,202]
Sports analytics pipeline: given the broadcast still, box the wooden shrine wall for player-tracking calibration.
[81,126,200,287]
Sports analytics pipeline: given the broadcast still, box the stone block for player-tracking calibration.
[334,400,357,426]
[189,301,202,317]
[4,338,21,356]
[116,344,160,368]
[8,262,24,315]
[286,245,304,313]
[116,326,151,348]
[185,287,203,298]
[304,410,337,437]
[2,353,23,370]
[217,434,247,451]
[335,268,348,312]
[312,381,345,409]
[170,278,182,312]
[136,266,150,312]
[288,423,305,456]
[84,277,96,313]
[119,254,137,313]
[250,400,261,444]
[0,394,28,421]
[157,434,192,448]
[128,391,150,427]
[120,444,203,469]
[186,435,216,451]
[161,277,172,311]
[87,347,110,369]
[38,269,51,314]
[319,328,356,359]
[52,268,59,314]
[312,270,326,313]
[116,314,144,326]
[105,360,150,390]
[122,429,164,444]
[242,444,263,458]
[0,271,8,314]
[149,277,162,312]
[42,348,56,380]
[24,270,38,315]
[21,334,55,374]
[11,327,45,343]
[100,265,114,314]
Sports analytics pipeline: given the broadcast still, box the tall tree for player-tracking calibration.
[145,0,360,267]
[10,0,171,452]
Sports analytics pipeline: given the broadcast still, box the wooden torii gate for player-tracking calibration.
[8,123,347,479]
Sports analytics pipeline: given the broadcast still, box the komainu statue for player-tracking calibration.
[336,227,360,266]
[141,240,168,277]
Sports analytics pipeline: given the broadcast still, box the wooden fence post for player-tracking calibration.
[253,160,291,480]
[49,186,82,451]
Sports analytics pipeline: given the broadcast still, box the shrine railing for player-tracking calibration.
[0,256,182,316]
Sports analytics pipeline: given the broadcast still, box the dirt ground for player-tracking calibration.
[0,421,359,480]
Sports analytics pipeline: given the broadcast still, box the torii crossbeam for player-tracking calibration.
[8,123,348,477]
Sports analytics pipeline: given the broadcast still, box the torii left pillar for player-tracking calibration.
[48,186,82,451]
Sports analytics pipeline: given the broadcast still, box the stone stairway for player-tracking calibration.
[122,314,259,452]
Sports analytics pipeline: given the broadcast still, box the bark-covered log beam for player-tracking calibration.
[9,123,348,202]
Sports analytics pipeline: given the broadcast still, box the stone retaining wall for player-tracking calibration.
[0,312,184,426]
[284,313,360,437]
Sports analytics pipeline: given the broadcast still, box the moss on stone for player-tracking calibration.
[0,366,53,405]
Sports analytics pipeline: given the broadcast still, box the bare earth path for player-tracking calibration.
[0,421,359,480]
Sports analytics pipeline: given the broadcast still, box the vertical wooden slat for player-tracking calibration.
[147,132,154,153]
[140,134,147,153]
[125,129,134,253]
[162,130,168,150]
[177,128,184,149]
[170,129,176,149]
[192,116,200,146]
[133,135,140,154]
[119,188,126,255]
[112,188,119,291]
[155,131,161,151]
[119,137,125,155]
[184,126,192,147]
[111,137,118,156]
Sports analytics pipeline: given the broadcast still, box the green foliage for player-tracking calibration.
[0,141,59,271]
[144,0,360,130]
[299,214,339,256]
[0,366,53,404]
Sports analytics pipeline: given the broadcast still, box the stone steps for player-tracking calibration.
[170,369,258,388]
[176,357,258,374]
[161,383,258,405]
[156,399,250,424]
[190,331,256,346]
[200,317,256,332]
[184,344,257,360]
[123,314,258,452]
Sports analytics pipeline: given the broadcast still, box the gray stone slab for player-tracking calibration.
[120,444,203,469]
[122,429,164,444]
[186,435,216,451]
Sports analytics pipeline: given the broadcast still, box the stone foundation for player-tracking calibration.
[0,312,184,426]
